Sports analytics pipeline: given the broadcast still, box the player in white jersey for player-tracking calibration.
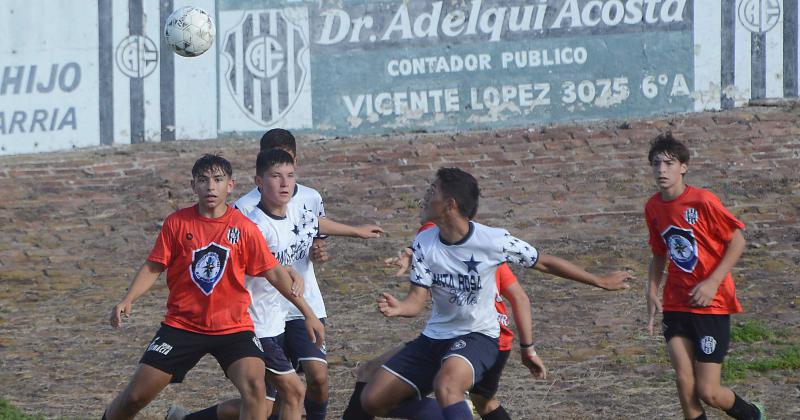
[360,168,632,420]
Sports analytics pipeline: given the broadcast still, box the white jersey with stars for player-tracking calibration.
[410,221,539,340]
[235,184,326,220]
[243,204,321,338]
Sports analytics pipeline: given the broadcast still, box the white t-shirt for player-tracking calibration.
[410,221,539,340]
[242,204,321,337]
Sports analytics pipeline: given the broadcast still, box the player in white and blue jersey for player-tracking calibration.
[360,168,632,420]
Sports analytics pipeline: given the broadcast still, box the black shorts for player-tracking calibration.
[662,312,730,363]
[139,323,265,383]
[283,318,327,372]
[471,349,510,399]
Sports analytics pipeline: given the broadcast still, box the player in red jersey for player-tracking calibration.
[645,133,763,420]
[102,155,324,420]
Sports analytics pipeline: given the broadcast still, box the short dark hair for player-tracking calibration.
[192,154,233,178]
[256,148,295,177]
[436,167,480,219]
[648,132,690,164]
[260,128,297,155]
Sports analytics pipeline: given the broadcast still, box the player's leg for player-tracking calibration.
[361,336,444,420]
[225,357,268,420]
[469,350,511,420]
[211,331,270,420]
[663,311,705,419]
[106,325,204,420]
[342,343,405,420]
[266,371,305,419]
[105,364,172,420]
[691,314,762,420]
[284,319,328,420]
[436,333,499,420]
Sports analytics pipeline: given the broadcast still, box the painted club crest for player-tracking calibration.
[449,339,467,351]
[662,225,698,273]
[684,208,699,225]
[228,227,240,244]
[190,242,231,295]
[700,335,717,355]
[222,8,311,127]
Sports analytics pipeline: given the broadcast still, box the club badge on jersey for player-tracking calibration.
[190,242,231,295]
[662,225,698,273]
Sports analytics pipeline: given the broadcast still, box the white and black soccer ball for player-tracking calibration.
[164,6,215,57]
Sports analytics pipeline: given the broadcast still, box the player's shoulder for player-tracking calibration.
[688,185,722,203]
[234,187,261,210]
[413,224,440,245]
[295,183,322,200]
[163,205,198,225]
[471,221,510,239]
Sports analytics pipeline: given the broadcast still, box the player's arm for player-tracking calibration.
[533,253,632,291]
[258,265,325,345]
[647,253,667,335]
[689,228,745,307]
[501,282,546,379]
[377,284,428,318]
[319,218,383,239]
[110,260,165,328]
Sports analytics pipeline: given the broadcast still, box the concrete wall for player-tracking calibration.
[1,0,797,155]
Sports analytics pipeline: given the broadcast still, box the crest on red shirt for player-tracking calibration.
[662,225,698,273]
[190,242,230,295]
[684,208,698,225]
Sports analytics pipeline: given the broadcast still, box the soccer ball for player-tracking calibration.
[164,6,215,57]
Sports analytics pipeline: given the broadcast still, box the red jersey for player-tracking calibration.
[417,222,516,350]
[645,185,744,314]
[148,205,279,334]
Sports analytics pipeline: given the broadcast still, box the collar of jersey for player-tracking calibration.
[257,201,287,220]
[438,221,474,246]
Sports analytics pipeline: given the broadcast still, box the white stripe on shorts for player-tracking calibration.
[380,365,422,400]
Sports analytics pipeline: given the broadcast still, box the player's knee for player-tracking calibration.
[695,383,721,407]
[119,390,150,414]
[359,385,388,417]
[238,375,267,401]
[355,359,379,383]
[433,378,464,402]
[281,379,306,405]
[305,367,329,398]
[674,371,695,391]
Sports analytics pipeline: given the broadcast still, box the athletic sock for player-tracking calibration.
[304,398,328,420]
[724,393,760,420]
[690,412,707,420]
[481,405,511,420]
[442,401,473,420]
[387,398,445,420]
[341,382,373,420]
[185,405,219,420]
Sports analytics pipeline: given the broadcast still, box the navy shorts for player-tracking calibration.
[382,332,499,399]
[471,349,510,399]
[283,318,327,372]
[662,311,731,363]
[260,334,295,400]
[139,323,265,383]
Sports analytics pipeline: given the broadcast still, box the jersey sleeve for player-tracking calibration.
[645,205,667,255]
[147,216,176,267]
[243,222,280,276]
[500,231,539,268]
[409,240,433,288]
[702,192,745,243]
[314,191,326,219]
[495,263,518,292]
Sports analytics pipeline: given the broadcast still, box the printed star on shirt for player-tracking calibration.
[462,254,481,274]
[292,225,300,236]
[424,268,432,275]
[415,242,422,251]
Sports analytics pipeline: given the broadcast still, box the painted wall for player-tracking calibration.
[1,0,797,155]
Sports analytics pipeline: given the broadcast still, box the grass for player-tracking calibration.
[0,399,42,420]
[723,319,800,381]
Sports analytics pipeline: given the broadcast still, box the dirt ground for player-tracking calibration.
[0,105,798,419]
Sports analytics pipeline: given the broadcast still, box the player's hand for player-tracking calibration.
[521,347,547,379]
[286,266,305,297]
[354,224,384,239]
[310,239,329,264]
[304,316,325,347]
[377,292,402,317]
[110,301,132,328]
[646,292,662,335]
[689,279,718,308]
[384,248,413,277]
[597,271,634,291]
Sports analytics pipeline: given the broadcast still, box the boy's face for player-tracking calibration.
[419,179,446,223]
[650,152,687,190]
[255,163,296,207]
[192,167,234,211]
